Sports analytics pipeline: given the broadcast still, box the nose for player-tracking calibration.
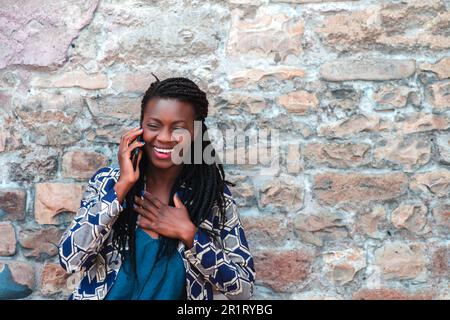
[156,127,174,145]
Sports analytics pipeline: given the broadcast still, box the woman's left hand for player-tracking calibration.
[134,191,197,248]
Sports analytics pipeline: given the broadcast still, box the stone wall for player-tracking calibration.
[0,0,448,299]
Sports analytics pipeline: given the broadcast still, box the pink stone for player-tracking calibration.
[0,1,99,69]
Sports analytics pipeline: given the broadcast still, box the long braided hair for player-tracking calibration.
[111,74,234,273]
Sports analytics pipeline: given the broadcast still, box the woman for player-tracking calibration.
[58,75,255,300]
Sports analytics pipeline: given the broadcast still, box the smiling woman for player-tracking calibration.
[58,75,255,300]
[143,98,196,166]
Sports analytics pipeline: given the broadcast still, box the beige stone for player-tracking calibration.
[394,112,449,134]
[86,118,133,144]
[96,4,224,65]
[31,70,107,89]
[294,211,347,246]
[214,93,266,115]
[374,242,427,280]
[427,82,450,109]
[0,222,16,256]
[40,262,72,296]
[19,227,64,259]
[110,72,160,93]
[16,109,75,127]
[322,248,366,285]
[85,95,142,119]
[13,93,82,146]
[377,4,450,50]
[259,114,313,137]
[410,169,450,198]
[226,175,256,207]
[227,7,303,62]
[420,57,450,80]
[316,2,450,52]
[253,249,314,292]
[357,206,387,239]
[62,150,108,180]
[372,86,418,110]
[314,172,408,205]
[373,136,431,171]
[315,7,382,51]
[318,114,388,138]
[320,59,416,81]
[278,91,318,115]
[34,183,85,225]
[241,215,290,247]
[259,176,303,212]
[391,202,429,234]
[229,66,305,88]
[304,142,370,168]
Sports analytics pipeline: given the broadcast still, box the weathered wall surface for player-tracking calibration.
[0,0,448,299]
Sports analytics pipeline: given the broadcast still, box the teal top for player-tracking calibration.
[104,227,186,300]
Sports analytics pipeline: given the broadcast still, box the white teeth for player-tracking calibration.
[154,146,173,153]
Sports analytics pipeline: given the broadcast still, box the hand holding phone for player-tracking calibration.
[131,134,144,171]
[116,127,144,191]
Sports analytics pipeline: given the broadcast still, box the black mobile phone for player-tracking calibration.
[131,133,144,171]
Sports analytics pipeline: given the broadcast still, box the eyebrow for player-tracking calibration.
[147,118,187,125]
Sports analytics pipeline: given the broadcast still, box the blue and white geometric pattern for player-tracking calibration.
[58,167,255,300]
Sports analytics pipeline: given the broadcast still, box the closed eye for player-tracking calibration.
[147,123,186,131]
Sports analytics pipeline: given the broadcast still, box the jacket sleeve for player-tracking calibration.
[58,167,125,274]
[183,187,256,300]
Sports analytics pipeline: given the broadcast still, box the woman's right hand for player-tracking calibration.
[116,127,145,192]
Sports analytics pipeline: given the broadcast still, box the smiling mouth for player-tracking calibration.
[153,146,174,153]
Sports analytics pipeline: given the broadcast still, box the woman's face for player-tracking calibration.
[141,97,197,170]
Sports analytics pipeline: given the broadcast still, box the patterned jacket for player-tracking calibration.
[58,167,255,300]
